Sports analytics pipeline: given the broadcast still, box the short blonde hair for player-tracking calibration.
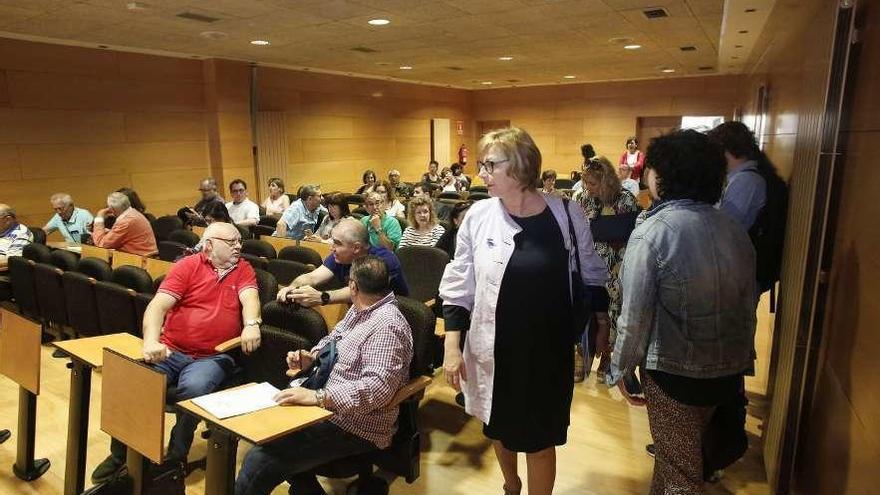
[478,127,541,190]
[406,196,438,229]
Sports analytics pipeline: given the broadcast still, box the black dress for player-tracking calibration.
[484,207,574,453]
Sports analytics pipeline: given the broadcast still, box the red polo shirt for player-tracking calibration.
[158,253,257,358]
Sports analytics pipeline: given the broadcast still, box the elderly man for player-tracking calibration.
[235,255,412,495]
[0,205,33,300]
[93,222,262,482]
[92,192,157,256]
[278,218,408,307]
[43,193,93,244]
[388,169,411,198]
[274,184,327,240]
[178,177,226,226]
[361,191,401,249]
[225,179,260,227]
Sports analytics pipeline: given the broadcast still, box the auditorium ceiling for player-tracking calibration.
[0,0,772,88]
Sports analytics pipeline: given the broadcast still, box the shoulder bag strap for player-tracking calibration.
[562,198,583,279]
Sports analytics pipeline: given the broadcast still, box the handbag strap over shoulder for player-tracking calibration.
[562,198,583,280]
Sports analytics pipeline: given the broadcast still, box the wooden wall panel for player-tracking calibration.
[0,70,8,106]
[0,109,126,144]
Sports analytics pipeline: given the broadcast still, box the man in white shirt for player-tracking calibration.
[225,179,260,227]
[617,164,641,198]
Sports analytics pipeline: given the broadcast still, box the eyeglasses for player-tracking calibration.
[477,159,509,174]
[209,237,241,247]
[231,188,246,193]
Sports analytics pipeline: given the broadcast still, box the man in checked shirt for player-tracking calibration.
[234,255,413,495]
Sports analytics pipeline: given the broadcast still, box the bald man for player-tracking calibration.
[93,222,262,483]
[277,218,408,307]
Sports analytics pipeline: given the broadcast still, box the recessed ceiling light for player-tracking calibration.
[399,65,412,70]
[481,81,493,85]
[126,2,149,11]
[250,40,270,46]
[368,19,390,26]
[661,68,676,73]
[200,30,228,40]
[563,75,576,79]
[623,44,642,50]
[371,91,384,98]
[498,56,514,61]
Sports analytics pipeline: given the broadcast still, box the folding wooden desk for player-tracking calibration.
[111,251,144,270]
[144,257,174,280]
[178,386,333,495]
[262,235,297,254]
[298,239,331,260]
[54,333,144,495]
[81,245,112,263]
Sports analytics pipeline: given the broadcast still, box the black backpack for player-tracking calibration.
[745,167,788,293]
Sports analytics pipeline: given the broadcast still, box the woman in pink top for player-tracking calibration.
[262,178,290,217]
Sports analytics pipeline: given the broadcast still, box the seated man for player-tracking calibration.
[361,191,401,250]
[92,192,158,256]
[179,177,226,226]
[0,204,33,300]
[275,185,327,240]
[234,255,413,495]
[277,218,408,307]
[388,169,411,198]
[43,193,94,244]
[225,179,260,228]
[92,222,262,483]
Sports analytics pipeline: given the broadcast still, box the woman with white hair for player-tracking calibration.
[93,191,158,256]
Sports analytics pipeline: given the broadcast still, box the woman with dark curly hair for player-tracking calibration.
[355,170,377,195]
[618,136,646,180]
[611,129,757,495]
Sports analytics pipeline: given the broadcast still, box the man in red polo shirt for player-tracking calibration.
[92,222,262,483]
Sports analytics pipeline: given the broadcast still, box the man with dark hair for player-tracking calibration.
[275,184,327,240]
[225,179,260,227]
[179,177,226,226]
[235,254,413,495]
[708,122,768,229]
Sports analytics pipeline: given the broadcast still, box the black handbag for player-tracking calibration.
[80,459,185,495]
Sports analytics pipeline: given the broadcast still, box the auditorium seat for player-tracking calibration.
[22,243,52,264]
[242,239,276,259]
[261,300,328,347]
[252,268,278,306]
[258,215,278,228]
[277,246,323,268]
[240,253,268,271]
[50,249,80,271]
[62,271,103,337]
[75,257,113,282]
[251,224,275,238]
[437,191,462,200]
[158,240,188,262]
[8,256,41,320]
[467,192,490,201]
[469,185,488,194]
[33,262,69,334]
[169,229,200,247]
[396,246,449,304]
[28,227,47,245]
[266,259,310,286]
[151,215,184,243]
[95,266,153,336]
[555,178,575,189]
[240,326,311,389]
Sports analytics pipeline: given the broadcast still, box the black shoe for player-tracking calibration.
[0,429,10,444]
[645,444,655,458]
[91,454,126,484]
[454,392,465,407]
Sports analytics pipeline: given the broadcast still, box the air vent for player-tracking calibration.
[176,11,220,23]
[445,66,464,71]
[679,46,696,51]
[350,46,379,53]
[698,66,714,71]
[642,8,669,19]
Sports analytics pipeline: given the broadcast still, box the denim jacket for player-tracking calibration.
[609,199,757,384]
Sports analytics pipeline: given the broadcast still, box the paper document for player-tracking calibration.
[192,382,281,419]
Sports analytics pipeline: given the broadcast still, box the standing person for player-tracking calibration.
[421,160,441,188]
[274,185,327,240]
[361,191,402,250]
[262,177,291,217]
[398,196,445,248]
[618,137,646,181]
[578,156,641,382]
[226,179,260,227]
[43,193,94,244]
[612,130,757,495]
[374,181,406,219]
[572,144,596,200]
[440,127,609,495]
[355,170,377,195]
[307,193,350,243]
[92,192,158,256]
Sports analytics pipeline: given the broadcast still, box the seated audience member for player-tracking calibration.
[451,163,471,190]
[263,177,291,217]
[388,169,412,198]
[93,222,261,482]
[189,202,233,253]
[307,193,350,243]
[225,179,260,227]
[235,255,412,495]
[435,201,472,260]
[0,204,33,283]
[179,177,225,226]
[356,170,377,195]
[92,192,158,256]
[399,196,445,248]
[277,218,408,306]
[617,164,640,198]
[421,160,441,188]
[274,185,327,240]
[612,130,756,495]
[375,181,406,219]
[43,193,94,243]
[411,183,429,200]
[541,169,563,197]
[439,167,459,193]
[361,191,402,249]
[117,187,148,214]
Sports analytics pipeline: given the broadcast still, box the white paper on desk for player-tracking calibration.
[192,382,281,419]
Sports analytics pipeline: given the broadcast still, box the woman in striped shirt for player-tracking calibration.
[398,196,445,249]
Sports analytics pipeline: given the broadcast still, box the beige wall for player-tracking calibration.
[471,75,742,176]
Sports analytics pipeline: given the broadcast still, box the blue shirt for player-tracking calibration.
[275,200,327,240]
[323,246,410,297]
[719,160,766,230]
[44,207,94,243]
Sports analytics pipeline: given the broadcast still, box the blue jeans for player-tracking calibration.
[234,421,375,495]
[110,351,235,462]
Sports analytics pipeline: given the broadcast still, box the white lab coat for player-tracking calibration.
[439,193,608,424]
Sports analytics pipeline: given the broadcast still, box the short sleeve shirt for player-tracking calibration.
[276,200,327,240]
[361,214,402,249]
[44,207,94,243]
[323,246,410,297]
[158,253,258,358]
[0,223,33,258]
[225,199,260,225]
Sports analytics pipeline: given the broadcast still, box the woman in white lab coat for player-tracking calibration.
[439,127,609,495]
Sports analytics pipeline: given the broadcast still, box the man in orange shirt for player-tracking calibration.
[92,191,158,256]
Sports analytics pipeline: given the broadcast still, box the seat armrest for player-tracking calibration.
[215,337,241,353]
[386,375,432,409]
[425,298,436,308]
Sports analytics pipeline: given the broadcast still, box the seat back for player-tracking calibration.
[134,292,153,336]
[253,268,278,306]
[62,271,102,337]
[396,246,449,303]
[258,215,278,227]
[33,263,68,326]
[158,241,188,262]
[168,229,200,247]
[396,217,408,231]
[94,281,139,335]
[28,227,47,245]
[240,253,268,271]
[277,246,323,267]
[236,224,253,240]
[22,243,52,263]
[394,296,436,377]
[554,178,574,189]
[112,265,154,294]
[151,215,183,242]
[50,249,80,271]
[251,225,275,238]
[241,326,311,389]
[76,257,113,281]
[266,259,310,286]
[437,191,461,200]
[8,256,40,319]
[242,239,276,259]
[261,301,328,347]
[467,192,490,201]
[346,193,365,205]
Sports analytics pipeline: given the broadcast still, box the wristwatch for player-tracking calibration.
[320,291,331,306]
[315,388,326,408]
[244,318,262,327]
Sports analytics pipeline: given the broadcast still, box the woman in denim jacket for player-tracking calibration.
[611,129,757,494]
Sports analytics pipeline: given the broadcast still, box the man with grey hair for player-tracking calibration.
[0,204,33,300]
[277,218,408,307]
[43,193,93,243]
[93,191,157,256]
[179,177,226,226]
[274,184,327,239]
[388,169,411,198]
